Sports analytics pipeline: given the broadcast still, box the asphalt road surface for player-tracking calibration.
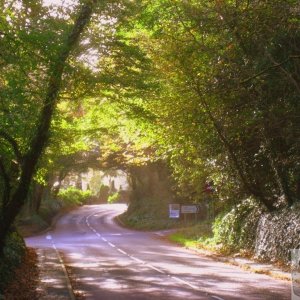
[26,204,291,300]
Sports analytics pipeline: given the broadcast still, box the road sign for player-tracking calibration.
[169,204,180,218]
[181,205,198,214]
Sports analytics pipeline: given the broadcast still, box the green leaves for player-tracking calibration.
[1,0,299,229]
[105,0,300,209]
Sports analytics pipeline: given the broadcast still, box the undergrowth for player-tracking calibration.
[119,212,182,230]
[169,198,261,255]
[57,187,92,206]
[0,231,26,294]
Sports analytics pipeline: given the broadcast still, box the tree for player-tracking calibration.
[105,0,300,210]
[0,0,96,254]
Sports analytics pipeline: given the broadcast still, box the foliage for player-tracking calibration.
[107,0,300,212]
[120,195,181,230]
[212,198,262,252]
[57,187,92,206]
[0,0,299,267]
[38,198,63,224]
[3,248,38,300]
[107,192,120,204]
[0,231,26,293]
[169,223,213,250]
[0,0,102,254]
[120,213,181,231]
[168,199,262,255]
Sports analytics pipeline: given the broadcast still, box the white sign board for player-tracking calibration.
[169,204,180,218]
[181,205,197,214]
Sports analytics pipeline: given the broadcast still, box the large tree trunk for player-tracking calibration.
[30,183,45,214]
[0,1,95,255]
[127,161,175,216]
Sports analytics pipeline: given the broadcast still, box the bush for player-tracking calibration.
[57,187,92,206]
[0,231,26,293]
[107,192,120,204]
[120,196,182,230]
[212,197,262,253]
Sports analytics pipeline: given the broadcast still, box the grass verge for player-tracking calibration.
[118,212,185,230]
[167,223,222,252]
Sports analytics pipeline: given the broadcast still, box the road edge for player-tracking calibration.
[115,213,291,282]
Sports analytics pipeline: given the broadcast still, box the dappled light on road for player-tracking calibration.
[26,205,290,300]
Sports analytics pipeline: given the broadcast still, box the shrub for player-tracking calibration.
[212,197,262,252]
[0,231,26,293]
[107,192,120,204]
[57,187,92,206]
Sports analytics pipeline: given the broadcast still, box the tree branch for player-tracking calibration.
[241,55,300,84]
[0,130,23,163]
[266,53,300,94]
[0,156,11,207]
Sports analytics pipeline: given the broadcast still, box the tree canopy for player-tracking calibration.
[0,0,299,253]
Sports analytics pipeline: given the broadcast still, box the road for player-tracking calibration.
[26,204,290,300]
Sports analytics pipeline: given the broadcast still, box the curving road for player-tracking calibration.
[26,204,290,300]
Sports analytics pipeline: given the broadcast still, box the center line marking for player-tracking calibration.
[85,210,214,297]
[171,276,199,290]
[117,248,127,255]
[130,256,144,264]
[147,264,165,274]
[211,296,225,300]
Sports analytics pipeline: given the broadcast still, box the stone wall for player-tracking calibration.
[216,200,300,264]
[255,207,300,264]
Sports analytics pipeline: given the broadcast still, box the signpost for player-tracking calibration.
[181,205,199,222]
[181,205,198,214]
[169,204,180,218]
[169,204,201,222]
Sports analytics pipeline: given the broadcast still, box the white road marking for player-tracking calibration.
[85,209,226,299]
[46,235,52,240]
[108,242,116,248]
[171,276,199,290]
[211,296,225,300]
[49,239,75,300]
[117,248,127,255]
[130,256,144,264]
[147,264,166,274]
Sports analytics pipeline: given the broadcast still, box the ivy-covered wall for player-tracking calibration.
[215,199,300,264]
